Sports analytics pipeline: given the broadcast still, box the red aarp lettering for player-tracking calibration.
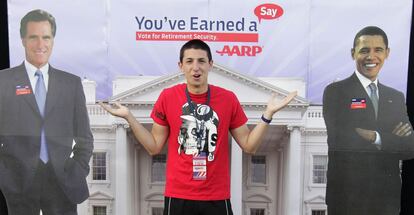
[216,45,263,57]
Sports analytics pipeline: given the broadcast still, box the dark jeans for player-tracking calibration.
[164,196,233,215]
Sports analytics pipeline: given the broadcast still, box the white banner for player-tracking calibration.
[8,0,412,102]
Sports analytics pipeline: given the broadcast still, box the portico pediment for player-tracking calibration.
[109,64,308,108]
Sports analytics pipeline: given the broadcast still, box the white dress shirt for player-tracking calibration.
[24,60,49,93]
[355,70,382,146]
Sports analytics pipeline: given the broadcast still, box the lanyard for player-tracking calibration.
[185,85,211,151]
[185,85,211,114]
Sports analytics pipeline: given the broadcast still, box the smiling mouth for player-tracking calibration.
[34,51,46,55]
[364,63,377,68]
[193,74,201,79]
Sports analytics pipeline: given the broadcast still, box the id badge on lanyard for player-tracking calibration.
[193,152,207,180]
[186,86,210,181]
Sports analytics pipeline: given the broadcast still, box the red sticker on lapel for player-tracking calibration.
[350,98,366,109]
[16,85,32,95]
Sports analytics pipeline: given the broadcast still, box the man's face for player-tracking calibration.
[352,35,389,81]
[22,21,54,68]
[179,48,212,90]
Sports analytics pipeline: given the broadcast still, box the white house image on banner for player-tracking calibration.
[77,64,328,215]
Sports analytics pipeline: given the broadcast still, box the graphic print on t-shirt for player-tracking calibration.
[178,102,219,161]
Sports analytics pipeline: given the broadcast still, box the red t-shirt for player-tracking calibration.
[151,83,247,200]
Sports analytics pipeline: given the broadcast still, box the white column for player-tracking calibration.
[114,122,131,215]
[231,138,243,215]
[134,145,141,215]
[285,126,302,215]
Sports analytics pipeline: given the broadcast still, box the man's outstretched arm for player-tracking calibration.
[100,102,168,155]
[231,91,297,154]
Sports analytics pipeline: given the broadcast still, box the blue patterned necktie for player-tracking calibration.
[35,70,49,163]
[368,83,378,119]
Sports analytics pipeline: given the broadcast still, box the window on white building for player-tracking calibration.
[312,155,327,184]
[93,152,107,181]
[251,155,266,184]
[93,206,107,215]
[250,208,265,215]
[152,207,164,215]
[312,209,326,215]
[151,154,166,182]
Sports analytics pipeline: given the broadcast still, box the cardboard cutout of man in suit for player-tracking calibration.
[0,9,93,215]
[323,26,414,215]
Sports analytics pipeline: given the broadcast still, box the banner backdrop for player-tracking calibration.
[8,0,412,103]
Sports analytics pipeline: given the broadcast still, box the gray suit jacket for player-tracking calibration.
[0,63,93,204]
[323,73,414,215]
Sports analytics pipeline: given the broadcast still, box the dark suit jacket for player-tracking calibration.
[0,63,93,204]
[323,73,414,215]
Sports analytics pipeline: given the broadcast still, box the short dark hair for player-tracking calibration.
[179,39,212,63]
[353,26,388,49]
[20,9,56,38]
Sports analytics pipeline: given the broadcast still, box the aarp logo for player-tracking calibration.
[216,45,263,57]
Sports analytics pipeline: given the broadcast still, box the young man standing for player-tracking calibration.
[101,39,296,214]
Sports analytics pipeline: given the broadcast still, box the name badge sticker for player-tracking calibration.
[350,98,366,109]
[15,85,32,95]
[193,152,207,180]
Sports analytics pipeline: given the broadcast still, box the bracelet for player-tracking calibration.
[261,114,272,124]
